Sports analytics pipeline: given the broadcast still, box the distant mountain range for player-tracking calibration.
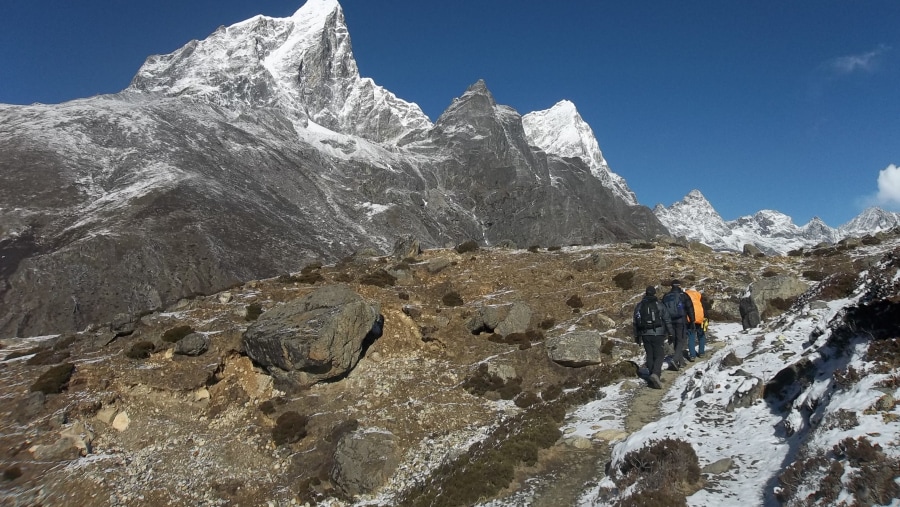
[653,190,900,254]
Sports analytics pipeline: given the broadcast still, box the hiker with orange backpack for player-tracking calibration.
[685,287,707,360]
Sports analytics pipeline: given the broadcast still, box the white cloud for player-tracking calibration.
[875,164,900,206]
[827,45,890,75]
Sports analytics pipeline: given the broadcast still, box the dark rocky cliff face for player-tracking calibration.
[0,3,667,341]
[0,80,666,338]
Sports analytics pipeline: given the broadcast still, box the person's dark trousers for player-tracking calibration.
[688,325,705,358]
[671,320,687,367]
[642,334,666,377]
[685,327,700,358]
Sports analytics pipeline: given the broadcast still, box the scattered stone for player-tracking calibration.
[95,406,118,425]
[592,429,629,442]
[174,333,210,356]
[702,457,734,475]
[112,411,131,432]
[331,428,401,497]
[546,330,604,367]
[568,436,592,449]
[16,391,46,423]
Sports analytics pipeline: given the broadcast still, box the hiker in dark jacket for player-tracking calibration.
[633,286,675,389]
[739,294,760,330]
[662,280,695,370]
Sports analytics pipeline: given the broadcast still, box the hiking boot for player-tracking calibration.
[686,355,696,362]
[649,374,662,389]
[669,362,680,371]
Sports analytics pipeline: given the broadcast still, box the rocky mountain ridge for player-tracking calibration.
[654,189,900,254]
[0,0,662,339]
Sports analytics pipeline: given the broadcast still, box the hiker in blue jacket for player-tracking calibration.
[662,280,695,370]
[633,286,675,389]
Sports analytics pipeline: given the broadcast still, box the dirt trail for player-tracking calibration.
[500,349,717,506]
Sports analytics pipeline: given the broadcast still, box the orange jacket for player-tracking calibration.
[685,289,704,324]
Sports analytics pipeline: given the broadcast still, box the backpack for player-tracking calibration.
[637,299,663,331]
[663,291,686,319]
[684,289,704,323]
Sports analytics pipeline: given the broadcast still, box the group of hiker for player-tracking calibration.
[632,280,709,389]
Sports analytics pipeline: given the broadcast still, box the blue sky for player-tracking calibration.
[1,1,899,227]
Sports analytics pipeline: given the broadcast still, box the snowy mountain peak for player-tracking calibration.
[128,0,431,143]
[839,206,900,237]
[653,189,730,243]
[289,0,340,20]
[522,100,638,205]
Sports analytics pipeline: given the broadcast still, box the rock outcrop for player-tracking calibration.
[241,285,381,386]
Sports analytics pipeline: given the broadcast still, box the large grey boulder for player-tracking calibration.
[241,285,381,385]
[750,275,809,317]
[330,428,401,497]
[545,330,604,367]
[465,302,531,337]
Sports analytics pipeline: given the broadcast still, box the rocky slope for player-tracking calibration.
[1,229,897,506]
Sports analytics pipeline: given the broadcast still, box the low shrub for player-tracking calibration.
[360,269,396,288]
[30,363,75,394]
[538,318,556,330]
[776,454,842,504]
[817,272,858,300]
[294,271,323,284]
[802,270,827,281]
[455,240,479,254]
[618,489,686,507]
[631,242,656,249]
[276,273,298,283]
[768,296,796,313]
[162,325,194,343]
[272,411,309,446]
[527,245,540,253]
[600,339,615,355]
[300,262,323,273]
[566,295,584,309]
[616,438,701,500]
[613,271,635,290]
[245,303,263,321]
[868,337,900,371]
[836,437,900,505]
[441,291,464,307]
[514,391,540,408]
[2,466,22,481]
[333,272,353,283]
[498,381,523,400]
[125,341,155,360]
[547,245,561,251]
[541,384,562,401]
[489,332,531,349]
